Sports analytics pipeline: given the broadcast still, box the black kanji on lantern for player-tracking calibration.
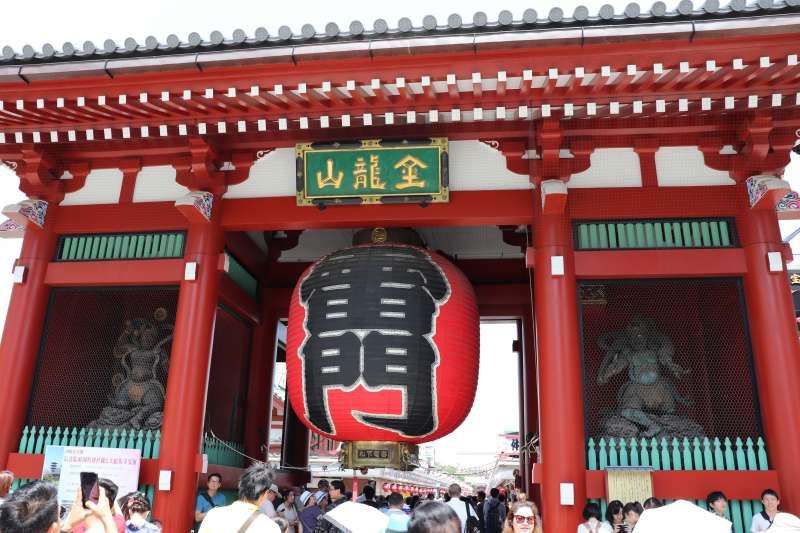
[298,245,451,438]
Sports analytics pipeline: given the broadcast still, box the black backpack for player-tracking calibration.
[463,499,482,533]
[486,500,502,533]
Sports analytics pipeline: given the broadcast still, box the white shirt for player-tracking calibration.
[199,501,281,533]
[260,498,278,518]
[751,512,775,532]
[578,521,614,533]
[447,498,478,533]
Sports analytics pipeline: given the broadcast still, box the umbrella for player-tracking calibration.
[323,501,389,533]
[771,512,800,532]
[635,500,731,533]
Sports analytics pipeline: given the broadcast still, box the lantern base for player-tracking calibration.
[339,441,420,471]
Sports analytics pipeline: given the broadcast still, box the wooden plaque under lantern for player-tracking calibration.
[339,441,420,470]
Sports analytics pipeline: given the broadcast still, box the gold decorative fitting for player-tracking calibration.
[371,227,388,244]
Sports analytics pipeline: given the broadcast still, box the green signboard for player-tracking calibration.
[296,138,448,206]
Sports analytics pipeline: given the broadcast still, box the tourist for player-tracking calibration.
[578,502,612,533]
[195,473,226,528]
[361,484,380,509]
[498,493,507,520]
[409,501,461,533]
[315,492,329,512]
[502,501,541,533]
[71,478,126,533]
[622,502,643,531]
[384,492,411,530]
[705,491,732,533]
[61,483,121,533]
[197,463,281,532]
[259,482,281,518]
[0,470,14,503]
[476,490,487,532]
[317,480,330,496]
[312,479,348,533]
[707,491,729,519]
[0,481,60,533]
[119,492,159,533]
[277,489,301,533]
[642,497,662,510]
[604,501,625,532]
[445,483,479,532]
[298,491,321,532]
[484,488,506,533]
[751,489,781,532]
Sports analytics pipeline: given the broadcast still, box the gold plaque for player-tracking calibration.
[606,468,654,503]
[339,441,419,471]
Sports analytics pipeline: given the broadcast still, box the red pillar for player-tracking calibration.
[522,311,542,507]
[516,319,528,493]
[244,303,278,460]
[153,218,223,531]
[0,208,58,469]
[737,201,800,513]
[531,200,586,529]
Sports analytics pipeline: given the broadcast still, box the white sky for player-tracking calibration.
[0,0,798,470]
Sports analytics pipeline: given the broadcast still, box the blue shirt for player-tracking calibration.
[196,491,226,513]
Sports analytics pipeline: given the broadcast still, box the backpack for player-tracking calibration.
[486,500,502,533]
[464,500,482,533]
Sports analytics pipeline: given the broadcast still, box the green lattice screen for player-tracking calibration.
[56,232,185,261]
[575,219,736,250]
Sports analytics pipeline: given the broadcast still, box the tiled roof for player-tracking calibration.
[1,0,799,65]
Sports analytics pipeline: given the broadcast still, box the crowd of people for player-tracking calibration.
[576,489,785,532]
[0,468,162,533]
[0,463,792,533]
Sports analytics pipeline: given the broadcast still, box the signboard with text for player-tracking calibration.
[41,445,142,506]
[296,138,448,206]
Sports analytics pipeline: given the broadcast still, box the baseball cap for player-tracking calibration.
[269,483,280,493]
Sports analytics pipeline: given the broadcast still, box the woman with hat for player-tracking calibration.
[298,490,322,533]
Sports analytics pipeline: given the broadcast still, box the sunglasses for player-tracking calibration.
[514,515,536,525]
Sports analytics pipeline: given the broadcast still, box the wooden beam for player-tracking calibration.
[45,259,185,286]
[574,249,747,278]
[220,189,535,231]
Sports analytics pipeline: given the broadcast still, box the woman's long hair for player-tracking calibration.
[502,501,543,533]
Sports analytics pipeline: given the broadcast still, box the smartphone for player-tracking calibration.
[80,472,99,507]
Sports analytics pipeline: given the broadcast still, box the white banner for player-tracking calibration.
[41,445,142,506]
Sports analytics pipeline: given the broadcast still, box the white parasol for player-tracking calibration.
[634,500,731,533]
[770,512,800,532]
[322,501,390,533]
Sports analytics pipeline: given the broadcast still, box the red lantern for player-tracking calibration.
[383,483,390,491]
[286,244,479,443]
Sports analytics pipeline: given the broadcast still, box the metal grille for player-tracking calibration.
[28,287,178,429]
[574,219,737,250]
[579,279,760,441]
[204,306,252,443]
